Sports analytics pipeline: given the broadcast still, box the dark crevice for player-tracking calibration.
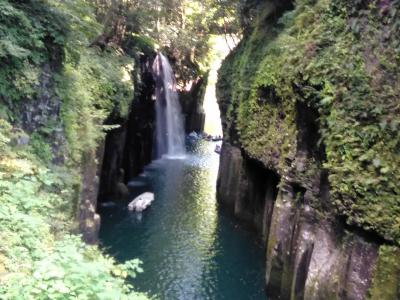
[257,85,279,106]
[260,0,295,25]
[337,215,395,246]
[295,101,325,161]
[319,170,331,210]
[294,243,314,299]
[292,183,307,206]
[240,154,281,239]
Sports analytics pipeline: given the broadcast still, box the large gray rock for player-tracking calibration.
[216,143,388,300]
[217,143,244,211]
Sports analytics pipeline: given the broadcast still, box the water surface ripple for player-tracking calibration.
[99,141,266,300]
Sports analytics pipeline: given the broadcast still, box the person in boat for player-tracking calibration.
[212,135,223,142]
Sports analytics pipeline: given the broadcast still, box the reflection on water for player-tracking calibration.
[99,140,266,300]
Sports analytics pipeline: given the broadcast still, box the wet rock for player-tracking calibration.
[179,77,207,133]
[98,54,155,203]
[217,143,244,212]
[116,182,130,201]
[217,143,385,300]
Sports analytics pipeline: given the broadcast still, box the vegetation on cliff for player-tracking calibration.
[88,0,241,87]
[0,119,147,299]
[0,0,148,298]
[217,0,400,243]
[0,0,135,163]
[0,0,242,297]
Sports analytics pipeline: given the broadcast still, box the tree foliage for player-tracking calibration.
[0,1,147,298]
[87,0,243,85]
[0,119,148,299]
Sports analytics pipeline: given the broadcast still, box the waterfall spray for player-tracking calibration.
[153,53,186,158]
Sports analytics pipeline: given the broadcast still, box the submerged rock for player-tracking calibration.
[128,192,155,212]
[116,182,129,200]
[127,180,147,188]
[100,201,117,208]
[189,131,199,139]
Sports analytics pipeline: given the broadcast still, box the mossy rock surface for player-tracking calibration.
[217,0,400,242]
[368,245,400,299]
[0,1,152,298]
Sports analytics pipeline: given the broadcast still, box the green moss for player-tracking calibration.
[0,1,149,298]
[0,0,68,104]
[217,0,400,242]
[58,46,134,163]
[126,34,158,56]
[1,0,137,165]
[29,132,53,164]
[368,245,400,299]
[0,129,148,294]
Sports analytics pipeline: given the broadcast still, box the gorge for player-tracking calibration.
[0,0,399,299]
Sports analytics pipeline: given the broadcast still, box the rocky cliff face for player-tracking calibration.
[98,53,156,204]
[97,53,208,204]
[216,0,400,299]
[0,0,142,244]
[179,77,207,133]
[218,143,390,299]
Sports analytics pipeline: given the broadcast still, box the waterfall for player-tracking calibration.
[152,53,186,159]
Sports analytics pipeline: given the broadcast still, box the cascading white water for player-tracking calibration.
[153,53,186,159]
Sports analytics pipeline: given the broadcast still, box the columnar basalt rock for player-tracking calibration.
[98,54,156,203]
[179,77,207,134]
[78,148,104,244]
[217,143,385,299]
[216,1,400,298]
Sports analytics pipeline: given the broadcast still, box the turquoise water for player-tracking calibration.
[99,140,266,299]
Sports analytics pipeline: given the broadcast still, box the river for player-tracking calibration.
[99,140,266,299]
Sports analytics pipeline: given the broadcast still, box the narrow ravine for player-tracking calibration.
[2,1,399,299]
[99,140,266,299]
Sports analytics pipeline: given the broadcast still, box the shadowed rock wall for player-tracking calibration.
[98,56,208,204]
[98,54,156,204]
[216,0,400,298]
[179,77,207,133]
[217,143,383,299]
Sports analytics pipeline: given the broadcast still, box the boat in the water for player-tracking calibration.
[128,192,155,212]
[212,135,223,142]
[214,145,221,154]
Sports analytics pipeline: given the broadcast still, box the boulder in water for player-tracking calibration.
[128,192,155,212]
[116,182,129,200]
[127,180,147,188]
[215,145,221,154]
[188,131,199,139]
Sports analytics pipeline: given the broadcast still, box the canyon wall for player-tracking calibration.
[97,53,207,204]
[179,77,207,134]
[98,53,156,204]
[216,0,400,299]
